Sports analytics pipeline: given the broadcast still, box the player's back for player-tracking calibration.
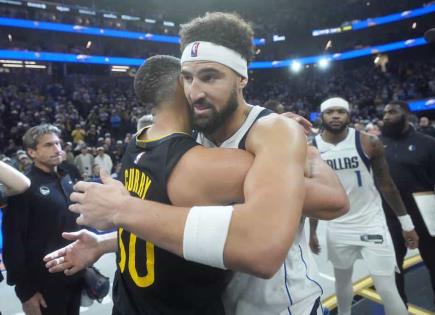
[113,130,231,315]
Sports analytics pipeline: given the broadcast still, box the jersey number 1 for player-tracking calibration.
[355,170,362,187]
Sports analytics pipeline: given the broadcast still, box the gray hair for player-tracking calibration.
[22,124,61,150]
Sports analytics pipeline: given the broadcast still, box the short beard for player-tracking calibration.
[381,115,406,138]
[193,89,238,135]
[323,122,348,134]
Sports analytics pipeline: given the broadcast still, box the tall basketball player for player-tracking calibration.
[310,97,419,315]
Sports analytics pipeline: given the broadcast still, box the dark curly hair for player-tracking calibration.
[134,55,180,108]
[179,12,255,63]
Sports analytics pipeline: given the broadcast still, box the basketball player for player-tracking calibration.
[88,12,347,314]
[309,97,419,315]
[45,54,347,314]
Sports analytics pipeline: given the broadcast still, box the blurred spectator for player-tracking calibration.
[418,116,435,138]
[94,146,113,174]
[73,144,94,179]
[63,142,75,165]
[264,100,285,114]
[16,151,32,173]
[71,123,86,144]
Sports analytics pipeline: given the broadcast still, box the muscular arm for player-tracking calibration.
[172,144,348,221]
[303,146,349,220]
[0,161,30,196]
[363,133,419,247]
[74,117,306,278]
[363,133,407,216]
[223,116,306,277]
[167,146,253,206]
[71,117,348,277]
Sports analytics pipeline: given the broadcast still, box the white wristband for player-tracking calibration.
[183,205,233,269]
[398,214,414,231]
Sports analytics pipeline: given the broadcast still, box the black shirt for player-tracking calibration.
[2,164,82,302]
[113,131,230,315]
[381,126,435,220]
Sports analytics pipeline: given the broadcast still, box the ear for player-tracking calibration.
[27,148,37,160]
[239,76,248,89]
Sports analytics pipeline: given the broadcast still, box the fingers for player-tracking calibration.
[69,203,85,214]
[76,214,86,226]
[43,248,66,262]
[48,261,73,273]
[73,181,94,193]
[286,114,312,135]
[61,230,83,241]
[70,191,85,204]
[295,116,313,128]
[100,168,111,183]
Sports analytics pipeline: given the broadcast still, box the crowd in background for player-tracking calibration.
[1,0,433,60]
[0,56,434,181]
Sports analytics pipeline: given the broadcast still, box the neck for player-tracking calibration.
[143,103,191,140]
[34,161,57,173]
[321,127,349,145]
[206,97,251,146]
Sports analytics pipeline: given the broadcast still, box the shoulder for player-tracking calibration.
[250,114,305,139]
[245,114,307,156]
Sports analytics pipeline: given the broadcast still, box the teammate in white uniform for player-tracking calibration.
[310,97,419,315]
[197,105,324,315]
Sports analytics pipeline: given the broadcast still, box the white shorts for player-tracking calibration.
[280,294,323,315]
[326,228,398,276]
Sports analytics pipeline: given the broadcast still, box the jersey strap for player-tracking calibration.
[238,108,274,150]
[355,130,371,173]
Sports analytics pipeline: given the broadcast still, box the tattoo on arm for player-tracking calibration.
[370,135,407,217]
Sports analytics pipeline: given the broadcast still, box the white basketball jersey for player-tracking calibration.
[196,105,323,315]
[314,128,387,233]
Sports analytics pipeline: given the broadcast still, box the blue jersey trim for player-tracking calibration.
[298,244,324,296]
[283,262,294,314]
[355,130,371,173]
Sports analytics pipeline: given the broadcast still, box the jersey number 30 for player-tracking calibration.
[118,227,155,287]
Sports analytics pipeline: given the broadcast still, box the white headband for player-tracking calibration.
[181,41,248,78]
[320,97,350,112]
